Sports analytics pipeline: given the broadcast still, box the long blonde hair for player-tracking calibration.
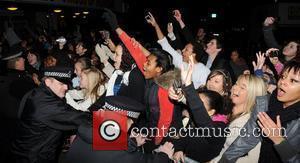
[229,74,267,121]
[82,67,106,102]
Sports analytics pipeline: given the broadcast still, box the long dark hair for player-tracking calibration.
[198,89,224,114]
[149,48,174,74]
[119,43,136,72]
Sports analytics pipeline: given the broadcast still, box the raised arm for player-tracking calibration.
[102,9,147,75]
[173,9,194,43]
[181,56,214,128]
[146,12,164,40]
[146,12,183,68]
[263,17,281,49]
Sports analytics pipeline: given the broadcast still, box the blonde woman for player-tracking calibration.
[211,74,267,163]
[66,67,106,112]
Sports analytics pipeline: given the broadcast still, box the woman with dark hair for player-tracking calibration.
[263,17,300,63]
[102,9,182,151]
[105,43,145,103]
[173,56,228,163]
[220,60,300,163]
[75,41,91,59]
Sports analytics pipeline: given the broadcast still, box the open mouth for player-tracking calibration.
[231,92,239,98]
[277,88,286,97]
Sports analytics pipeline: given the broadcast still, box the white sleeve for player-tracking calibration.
[67,89,84,100]
[65,93,92,112]
[167,32,176,41]
[102,62,115,78]
[101,44,115,60]
[157,37,183,68]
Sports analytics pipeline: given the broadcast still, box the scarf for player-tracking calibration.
[259,91,300,163]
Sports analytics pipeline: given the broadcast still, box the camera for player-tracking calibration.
[173,80,182,95]
[269,51,279,58]
[99,30,110,40]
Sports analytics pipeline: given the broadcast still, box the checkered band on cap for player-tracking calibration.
[44,71,72,78]
[103,102,140,119]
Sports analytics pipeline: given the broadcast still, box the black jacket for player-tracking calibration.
[11,82,88,163]
[118,67,145,104]
[173,84,227,162]
[65,123,172,163]
[0,70,36,162]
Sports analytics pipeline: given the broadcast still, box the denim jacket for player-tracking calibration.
[219,95,300,163]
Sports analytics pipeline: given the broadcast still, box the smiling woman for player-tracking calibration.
[218,60,300,163]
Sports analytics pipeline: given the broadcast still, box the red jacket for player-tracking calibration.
[119,31,174,144]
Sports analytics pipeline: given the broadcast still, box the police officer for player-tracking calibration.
[11,65,89,163]
[65,96,174,163]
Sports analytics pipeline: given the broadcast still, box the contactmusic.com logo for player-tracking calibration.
[93,110,128,150]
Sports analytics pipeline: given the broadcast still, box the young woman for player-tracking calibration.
[169,69,233,115]
[173,56,228,163]
[211,74,267,163]
[219,60,300,163]
[72,57,92,89]
[26,49,41,72]
[66,67,106,112]
[102,9,181,150]
[263,17,300,62]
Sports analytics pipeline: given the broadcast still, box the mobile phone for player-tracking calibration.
[173,80,182,94]
[99,30,110,40]
[269,51,279,58]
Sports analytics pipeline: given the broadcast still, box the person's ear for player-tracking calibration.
[155,67,163,73]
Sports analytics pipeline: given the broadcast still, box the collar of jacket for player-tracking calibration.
[7,69,27,77]
[154,68,181,90]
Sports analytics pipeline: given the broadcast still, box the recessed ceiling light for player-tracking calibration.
[7,6,18,11]
[54,9,62,13]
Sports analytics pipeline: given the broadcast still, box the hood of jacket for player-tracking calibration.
[154,68,181,90]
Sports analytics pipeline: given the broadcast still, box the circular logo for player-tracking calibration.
[99,120,121,141]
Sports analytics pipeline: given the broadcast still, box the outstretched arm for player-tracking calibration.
[102,9,147,74]
[146,12,183,68]
[173,9,194,43]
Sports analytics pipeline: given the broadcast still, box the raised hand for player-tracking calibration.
[263,17,275,27]
[145,12,158,27]
[181,55,194,86]
[102,8,119,31]
[167,23,173,34]
[257,112,285,144]
[173,10,182,22]
[252,51,266,71]
[168,86,183,101]
[157,142,174,159]
[265,48,279,57]
[173,151,185,163]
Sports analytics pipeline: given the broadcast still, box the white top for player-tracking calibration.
[65,85,106,112]
[157,37,210,89]
[211,113,261,163]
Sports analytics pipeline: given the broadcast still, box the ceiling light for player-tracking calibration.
[74,12,80,16]
[54,9,62,13]
[7,6,18,11]
[83,11,89,15]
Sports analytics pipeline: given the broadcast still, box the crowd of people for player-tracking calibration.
[0,7,299,163]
